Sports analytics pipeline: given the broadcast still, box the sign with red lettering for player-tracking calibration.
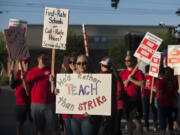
[56,74,112,116]
[42,7,69,50]
[149,51,161,77]
[134,32,162,64]
[168,45,180,68]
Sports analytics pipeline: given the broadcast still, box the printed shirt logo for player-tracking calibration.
[45,71,50,75]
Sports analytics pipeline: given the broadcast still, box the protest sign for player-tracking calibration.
[9,19,27,35]
[149,51,161,78]
[56,74,112,116]
[42,7,69,50]
[149,51,161,104]
[168,45,180,68]
[134,32,162,64]
[4,27,30,61]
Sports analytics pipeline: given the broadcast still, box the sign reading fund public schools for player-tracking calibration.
[56,74,112,116]
[42,7,69,50]
[134,32,162,64]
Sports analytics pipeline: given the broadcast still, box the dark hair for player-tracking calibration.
[61,52,78,73]
[145,65,150,73]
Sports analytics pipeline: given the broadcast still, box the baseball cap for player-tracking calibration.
[99,56,112,66]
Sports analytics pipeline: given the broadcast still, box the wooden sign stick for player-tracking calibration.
[178,75,180,94]
[150,77,154,104]
[131,60,141,76]
[51,48,56,93]
[19,61,29,96]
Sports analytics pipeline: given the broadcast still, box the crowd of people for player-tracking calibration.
[9,51,180,135]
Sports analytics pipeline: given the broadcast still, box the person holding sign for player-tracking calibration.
[70,54,95,135]
[156,67,178,135]
[60,52,78,135]
[142,65,158,131]
[9,58,35,135]
[99,56,124,135]
[25,52,58,135]
[119,55,145,135]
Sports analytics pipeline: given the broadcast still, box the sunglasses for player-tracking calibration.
[125,60,132,62]
[24,61,30,64]
[68,61,76,65]
[76,62,87,66]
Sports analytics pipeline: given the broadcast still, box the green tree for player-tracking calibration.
[0,32,8,76]
[56,31,84,60]
[156,28,179,52]
[108,41,126,69]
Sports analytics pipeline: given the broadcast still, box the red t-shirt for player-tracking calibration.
[119,69,144,101]
[26,67,55,104]
[157,76,178,107]
[15,70,30,105]
[142,74,157,97]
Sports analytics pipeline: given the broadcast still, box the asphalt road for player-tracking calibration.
[0,85,180,135]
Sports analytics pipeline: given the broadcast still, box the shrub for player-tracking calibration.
[0,76,9,85]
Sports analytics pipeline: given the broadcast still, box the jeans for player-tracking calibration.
[159,106,173,131]
[143,96,158,129]
[64,119,72,135]
[71,117,94,135]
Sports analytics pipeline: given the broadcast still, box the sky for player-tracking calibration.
[0,0,180,31]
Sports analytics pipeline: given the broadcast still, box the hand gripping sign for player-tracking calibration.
[149,52,161,104]
[42,7,69,93]
[56,74,112,116]
[134,32,162,64]
[4,27,30,96]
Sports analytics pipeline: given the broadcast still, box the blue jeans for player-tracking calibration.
[143,96,158,129]
[71,117,94,135]
[64,119,72,135]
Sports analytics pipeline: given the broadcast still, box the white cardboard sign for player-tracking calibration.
[149,51,161,78]
[134,32,162,64]
[168,45,180,68]
[56,74,112,116]
[42,7,69,50]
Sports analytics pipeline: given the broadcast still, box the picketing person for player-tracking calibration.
[142,65,158,131]
[119,55,145,135]
[156,67,178,135]
[9,57,35,135]
[25,52,59,135]
[60,52,78,135]
[99,56,124,135]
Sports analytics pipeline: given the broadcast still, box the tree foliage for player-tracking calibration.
[156,28,180,52]
[108,41,126,69]
[56,31,84,60]
[0,32,8,71]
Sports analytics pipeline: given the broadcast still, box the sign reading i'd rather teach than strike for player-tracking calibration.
[42,7,69,50]
[56,74,112,116]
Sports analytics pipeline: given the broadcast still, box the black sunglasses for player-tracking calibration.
[76,61,87,66]
[68,60,76,65]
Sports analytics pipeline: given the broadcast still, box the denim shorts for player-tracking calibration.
[31,103,58,131]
